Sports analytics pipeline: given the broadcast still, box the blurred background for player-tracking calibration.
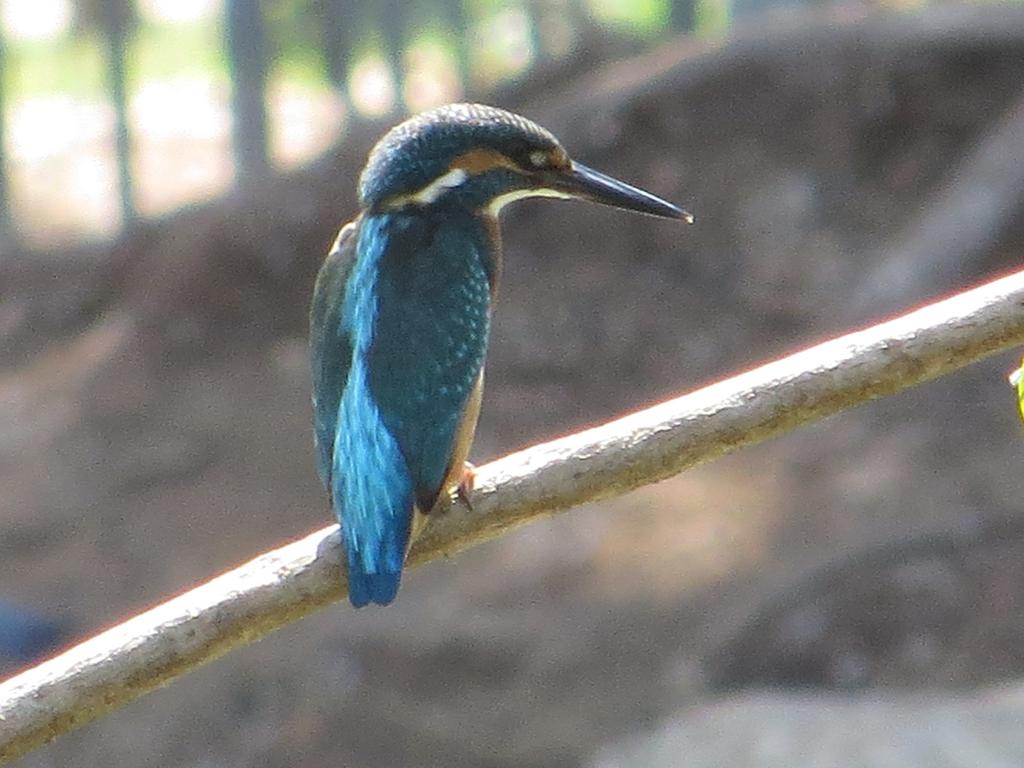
[3,0,1024,765]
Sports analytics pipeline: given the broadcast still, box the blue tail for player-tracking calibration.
[347,568,402,608]
[333,358,415,609]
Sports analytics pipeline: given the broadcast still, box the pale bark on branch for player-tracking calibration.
[2,269,1024,763]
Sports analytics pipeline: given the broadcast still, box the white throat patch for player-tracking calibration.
[487,187,571,217]
[407,168,469,205]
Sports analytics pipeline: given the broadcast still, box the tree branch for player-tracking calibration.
[3,268,1024,763]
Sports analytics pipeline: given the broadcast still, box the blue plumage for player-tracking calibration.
[313,208,492,607]
[332,215,417,605]
[366,209,491,510]
[311,103,687,608]
[310,223,355,490]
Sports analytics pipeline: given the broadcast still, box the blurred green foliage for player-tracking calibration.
[6,35,106,99]
[587,0,672,34]
[5,0,676,102]
[695,0,731,35]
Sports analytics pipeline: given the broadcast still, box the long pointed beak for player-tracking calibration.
[549,161,693,222]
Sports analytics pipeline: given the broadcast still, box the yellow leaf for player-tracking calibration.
[1011,358,1024,423]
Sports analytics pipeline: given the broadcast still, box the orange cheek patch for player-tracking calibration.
[450,148,517,174]
[549,148,570,169]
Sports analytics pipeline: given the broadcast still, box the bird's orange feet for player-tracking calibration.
[454,461,476,510]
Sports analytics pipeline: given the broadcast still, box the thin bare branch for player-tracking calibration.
[2,268,1024,763]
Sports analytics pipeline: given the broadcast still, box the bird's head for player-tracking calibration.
[358,103,690,222]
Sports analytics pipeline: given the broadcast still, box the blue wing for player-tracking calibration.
[310,221,357,490]
[314,218,411,606]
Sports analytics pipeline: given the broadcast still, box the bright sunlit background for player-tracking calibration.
[1,0,725,247]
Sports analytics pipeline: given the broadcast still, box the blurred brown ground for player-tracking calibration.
[4,5,1024,766]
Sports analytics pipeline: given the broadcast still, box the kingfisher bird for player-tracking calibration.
[311,103,690,608]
